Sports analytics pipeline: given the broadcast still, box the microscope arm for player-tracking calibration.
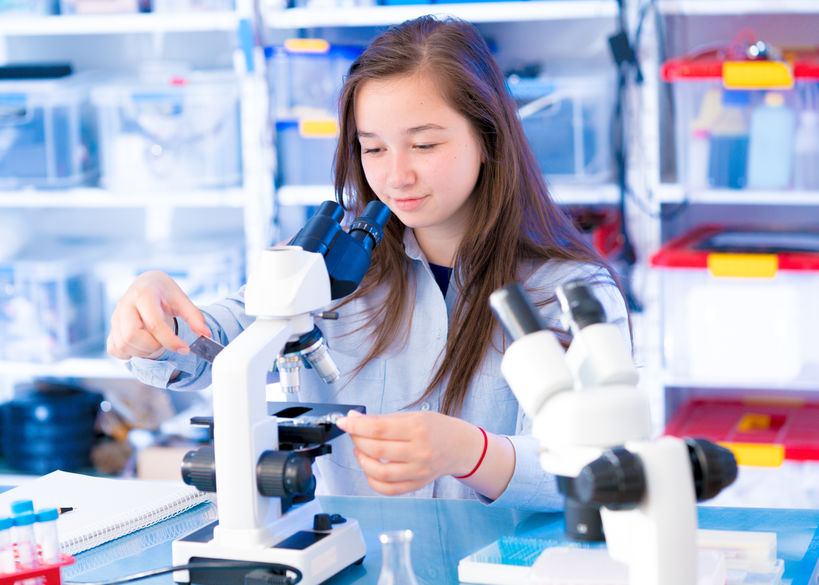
[211,317,293,547]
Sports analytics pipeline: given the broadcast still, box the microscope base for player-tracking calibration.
[172,516,366,585]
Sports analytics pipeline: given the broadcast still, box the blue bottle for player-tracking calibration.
[747,92,796,189]
[708,90,750,189]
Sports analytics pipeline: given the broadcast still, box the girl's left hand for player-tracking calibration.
[335,410,483,496]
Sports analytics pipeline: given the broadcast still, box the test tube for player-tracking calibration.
[0,517,15,575]
[12,512,38,571]
[35,509,60,564]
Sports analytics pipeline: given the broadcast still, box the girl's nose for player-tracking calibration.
[386,152,415,190]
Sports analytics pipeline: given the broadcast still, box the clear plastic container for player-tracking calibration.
[0,241,106,363]
[97,238,245,333]
[59,0,141,13]
[793,109,819,191]
[0,0,54,14]
[508,74,615,184]
[91,70,242,192]
[267,40,364,119]
[650,226,819,387]
[151,0,233,11]
[0,75,97,189]
[661,55,819,190]
[275,118,337,187]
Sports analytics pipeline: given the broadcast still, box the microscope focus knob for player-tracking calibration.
[257,450,315,498]
[181,446,217,492]
[575,447,646,510]
[685,438,738,501]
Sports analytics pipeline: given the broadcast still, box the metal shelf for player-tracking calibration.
[0,354,132,379]
[550,182,620,205]
[663,375,819,393]
[277,182,620,207]
[658,0,819,15]
[657,185,819,206]
[261,1,617,29]
[0,187,247,208]
[0,12,239,35]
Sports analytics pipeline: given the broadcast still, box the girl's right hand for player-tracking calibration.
[106,270,211,360]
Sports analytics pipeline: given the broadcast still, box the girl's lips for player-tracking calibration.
[393,196,428,212]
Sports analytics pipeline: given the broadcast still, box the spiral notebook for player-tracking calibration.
[0,470,208,555]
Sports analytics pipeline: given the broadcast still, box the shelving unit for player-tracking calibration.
[644,1,819,442]
[261,1,618,28]
[260,0,624,219]
[0,355,131,380]
[656,185,819,206]
[0,11,239,35]
[0,188,248,208]
[657,0,819,16]
[0,3,274,399]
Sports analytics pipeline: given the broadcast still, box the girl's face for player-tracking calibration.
[355,72,483,244]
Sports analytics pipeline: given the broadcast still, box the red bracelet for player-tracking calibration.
[454,426,488,479]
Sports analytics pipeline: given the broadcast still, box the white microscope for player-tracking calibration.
[172,200,391,585]
[489,281,737,585]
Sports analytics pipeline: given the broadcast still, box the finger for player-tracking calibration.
[134,295,189,354]
[108,325,164,360]
[107,329,131,360]
[336,412,412,440]
[354,448,419,483]
[173,296,211,338]
[349,435,416,463]
[366,477,424,497]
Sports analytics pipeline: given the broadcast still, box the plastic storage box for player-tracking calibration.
[665,397,819,466]
[650,225,819,387]
[0,0,54,13]
[151,0,233,11]
[91,70,242,192]
[275,118,337,187]
[508,74,615,184]
[0,74,97,189]
[267,39,364,119]
[0,241,106,363]
[59,0,141,13]
[661,49,819,191]
[97,238,245,333]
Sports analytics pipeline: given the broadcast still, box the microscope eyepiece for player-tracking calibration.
[685,438,738,501]
[288,200,345,255]
[489,283,546,342]
[349,200,392,250]
[557,279,607,332]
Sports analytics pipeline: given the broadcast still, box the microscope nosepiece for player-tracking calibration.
[279,326,340,389]
[301,338,340,384]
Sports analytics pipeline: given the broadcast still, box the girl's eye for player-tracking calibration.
[362,147,382,155]
[415,144,437,150]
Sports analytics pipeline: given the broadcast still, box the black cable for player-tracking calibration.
[65,560,303,585]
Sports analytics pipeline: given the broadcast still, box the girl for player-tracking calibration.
[108,15,630,510]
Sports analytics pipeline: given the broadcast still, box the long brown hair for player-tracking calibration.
[334,15,621,416]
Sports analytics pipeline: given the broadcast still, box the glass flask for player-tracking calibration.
[377,529,420,585]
